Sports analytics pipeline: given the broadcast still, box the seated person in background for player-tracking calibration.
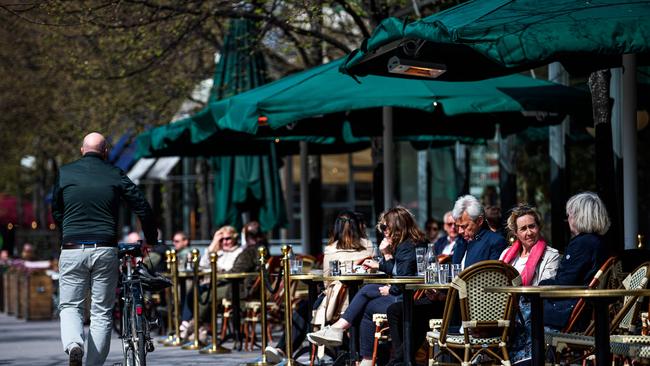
[452,195,508,268]
[21,243,35,261]
[264,211,373,363]
[307,206,421,366]
[172,231,192,270]
[500,204,560,365]
[541,192,610,331]
[433,211,462,263]
[425,218,443,244]
[485,205,503,233]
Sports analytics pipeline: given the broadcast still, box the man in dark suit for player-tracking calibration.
[433,211,462,260]
[452,195,507,269]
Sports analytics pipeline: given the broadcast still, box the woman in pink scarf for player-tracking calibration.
[500,204,560,365]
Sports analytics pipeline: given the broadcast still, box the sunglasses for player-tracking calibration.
[379,223,388,232]
[220,237,233,242]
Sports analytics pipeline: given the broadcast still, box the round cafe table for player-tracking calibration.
[485,286,586,366]
[364,277,426,366]
[541,288,650,364]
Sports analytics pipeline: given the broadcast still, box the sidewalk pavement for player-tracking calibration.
[0,313,262,365]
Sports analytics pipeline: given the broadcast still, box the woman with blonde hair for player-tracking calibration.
[500,204,560,364]
[307,206,423,366]
[541,192,611,330]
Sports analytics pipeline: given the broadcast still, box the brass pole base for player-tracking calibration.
[163,337,182,347]
[199,343,231,354]
[181,341,201,350]
[273,359,301,366]
[244,362,272,366]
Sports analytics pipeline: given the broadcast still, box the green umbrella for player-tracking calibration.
[211,58,590,137]
[341,0,650,80]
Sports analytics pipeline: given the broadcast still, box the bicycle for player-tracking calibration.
[117,241,171,366]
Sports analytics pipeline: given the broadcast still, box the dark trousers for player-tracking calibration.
[386,297,444,363]
[342,284,399,358]
[276,299,310,352]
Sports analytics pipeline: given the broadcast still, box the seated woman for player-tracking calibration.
[540,192,611,330]
[307,206,422,366]
[500,204,560,365]
[264,211,373,362]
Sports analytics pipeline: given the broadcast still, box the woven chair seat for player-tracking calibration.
[610,341,639,357]
[610,335,650,344]
[547,332,595,347]
[427,330,502,346]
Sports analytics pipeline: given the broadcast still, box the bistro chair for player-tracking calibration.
[550,262,650,365]
[426,260,520,366]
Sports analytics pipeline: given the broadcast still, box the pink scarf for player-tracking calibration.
[501,238,546,286]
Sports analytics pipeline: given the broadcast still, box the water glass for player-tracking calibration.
[416,247,427,276]
[450,264,462,280]
[425,264,439,284]
[438,264,451,284]
[343,260,355,273]
[330,260,341,276]
[290,258,303,274]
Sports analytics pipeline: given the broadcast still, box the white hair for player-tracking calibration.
[452,195,484,221]
[566,192,610,236]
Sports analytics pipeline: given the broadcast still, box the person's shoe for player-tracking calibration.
[306,325,344,347]
[264,346,285,364]
[359,359,373,366]
[68,345,83,366]
[198,326,208,344]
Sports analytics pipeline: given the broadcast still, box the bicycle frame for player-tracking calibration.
[119,243,151,366]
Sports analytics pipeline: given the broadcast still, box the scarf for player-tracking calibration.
[501,238,546,286]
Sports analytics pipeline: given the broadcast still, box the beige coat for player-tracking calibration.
[313,239,373,326]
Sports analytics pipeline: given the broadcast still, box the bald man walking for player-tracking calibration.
[52,132,157,366]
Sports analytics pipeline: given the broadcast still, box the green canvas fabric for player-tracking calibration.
[342,0,650,78]
[213,58,590,136]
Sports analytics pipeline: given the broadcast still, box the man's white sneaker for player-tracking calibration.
[264,346,285,364]
[306,325,344,347]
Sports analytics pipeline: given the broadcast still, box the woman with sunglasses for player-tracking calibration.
[307,206,423,366]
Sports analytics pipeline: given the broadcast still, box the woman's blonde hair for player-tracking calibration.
[506,204,543,238]
[566,192,610,235]
[218,226,239,240]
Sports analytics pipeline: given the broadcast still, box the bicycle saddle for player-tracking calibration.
[118,242,142,258]
[136,263,172,292]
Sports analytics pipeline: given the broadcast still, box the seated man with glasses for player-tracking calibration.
[433,211,462,264]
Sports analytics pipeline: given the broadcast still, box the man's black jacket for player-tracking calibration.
[52,152,157,245]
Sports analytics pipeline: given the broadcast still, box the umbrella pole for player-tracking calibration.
[383,106,394,210]
[300,142,310,252]
[622,54,638,249]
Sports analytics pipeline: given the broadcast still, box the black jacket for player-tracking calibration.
[52,153,157,245]
[540,233,609,329]
[379,239,418,295]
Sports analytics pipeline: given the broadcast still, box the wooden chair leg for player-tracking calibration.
[371,322,382,366]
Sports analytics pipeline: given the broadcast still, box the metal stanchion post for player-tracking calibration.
[282,245,296,366]
[245,246,271,366]
[200,252,231,354]
[164,249,182,346]
[182,248,201,350]
[159,250,174,345]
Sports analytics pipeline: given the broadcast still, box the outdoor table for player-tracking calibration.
[218,272,258,350]
[290,271,326,321]
[364,276,425,366]
[320,273,387,364]
[540,288,650,364]
[485,286,585,366]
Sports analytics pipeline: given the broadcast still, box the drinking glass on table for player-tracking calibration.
[450,264,462,280]
[416,247,427,276]
[425,264,439,284]
[290,258,303,274]
[438,264,450,284]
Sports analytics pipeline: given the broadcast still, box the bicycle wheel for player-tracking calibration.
[134,331,147,366]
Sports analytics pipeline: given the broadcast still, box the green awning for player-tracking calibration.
[212,58,590,137]
[342,0,650,80]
